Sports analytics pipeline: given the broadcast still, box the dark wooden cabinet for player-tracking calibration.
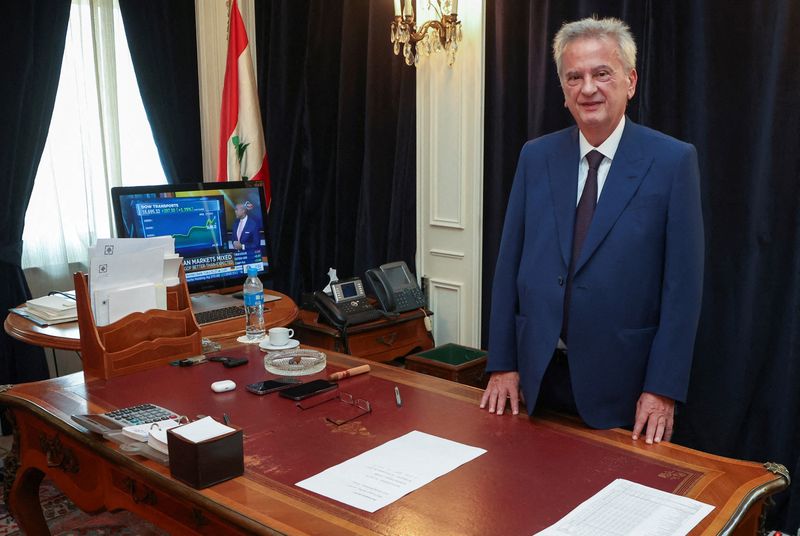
[291,308,434,362]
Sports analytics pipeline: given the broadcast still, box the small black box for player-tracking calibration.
[167,426,244,489]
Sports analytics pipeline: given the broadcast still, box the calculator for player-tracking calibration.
[71,403,180,434]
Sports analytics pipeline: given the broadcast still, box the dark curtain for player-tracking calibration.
[484,1,800,531]
[254,0,416,299]
[0,2,71,392]
[119,0,203,184]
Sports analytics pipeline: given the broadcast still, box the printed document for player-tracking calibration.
[534,479,714,536]
[296,430,486,512]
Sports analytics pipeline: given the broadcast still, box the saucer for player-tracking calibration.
[259,338,300,351]
[237,335,265,344]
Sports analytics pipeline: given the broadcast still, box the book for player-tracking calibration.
[25,292,77,322]
[9,307,76,326]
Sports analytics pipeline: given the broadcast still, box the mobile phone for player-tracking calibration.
[278,379,338,401]
[245,379,301,395]
[209,356,249,368]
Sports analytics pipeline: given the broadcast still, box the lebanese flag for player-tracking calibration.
[217,0,270,208]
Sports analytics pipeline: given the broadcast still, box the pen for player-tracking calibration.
[328,364,371,382]
[223,413,230,425]
[394,386,402,407]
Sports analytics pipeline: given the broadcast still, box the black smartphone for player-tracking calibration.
[278,379,338,401]
[209,356,249,368]
[245,379,301,395]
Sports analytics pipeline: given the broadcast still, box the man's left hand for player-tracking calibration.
[632,392,675,444]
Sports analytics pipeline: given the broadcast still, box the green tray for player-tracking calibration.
[412,343,487,367]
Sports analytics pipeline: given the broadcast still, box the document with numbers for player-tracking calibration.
[296,430,486,513]
[534,479,714,536]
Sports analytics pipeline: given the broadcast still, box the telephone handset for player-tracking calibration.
[313,278,383,328]
[365,261,426,313]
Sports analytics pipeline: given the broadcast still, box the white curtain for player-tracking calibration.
[21,0,166,272]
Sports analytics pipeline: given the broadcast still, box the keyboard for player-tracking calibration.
[194,305,245,325]
[71,403,180,434]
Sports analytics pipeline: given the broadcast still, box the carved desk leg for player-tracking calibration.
[2,409,50,535]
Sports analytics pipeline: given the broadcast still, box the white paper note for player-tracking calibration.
[296,430,486,513]
[534,479,714,536]
[171,416,235,444]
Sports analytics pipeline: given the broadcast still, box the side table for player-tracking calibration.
[291,308,434,362]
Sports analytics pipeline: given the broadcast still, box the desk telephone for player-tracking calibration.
[365,261,426,313]
[314,278,384,328]
[313,261,426,327]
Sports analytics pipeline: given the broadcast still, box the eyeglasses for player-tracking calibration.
[326,392,371,426]
[296,390,372,425]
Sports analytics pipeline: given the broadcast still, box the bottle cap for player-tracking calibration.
[247,266,258,277]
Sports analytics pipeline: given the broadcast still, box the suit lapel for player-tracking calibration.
[573,120,654,274]
[548,128,581,268]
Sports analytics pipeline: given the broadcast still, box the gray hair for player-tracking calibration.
[552,17,637,77]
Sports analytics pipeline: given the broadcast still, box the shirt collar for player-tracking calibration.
[579,115,626,162]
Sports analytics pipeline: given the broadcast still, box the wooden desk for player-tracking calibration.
[291,308,434,362]
[0,345,788,535]
[3,290,299,351]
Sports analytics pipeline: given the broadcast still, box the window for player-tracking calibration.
[22,0,166,270]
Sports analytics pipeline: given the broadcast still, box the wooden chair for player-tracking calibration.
[73,265,201,381]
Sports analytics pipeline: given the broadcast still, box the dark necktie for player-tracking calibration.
[561,149,604,343]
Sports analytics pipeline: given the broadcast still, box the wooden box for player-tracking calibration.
[405,343,488,388]
[167,426,244,489]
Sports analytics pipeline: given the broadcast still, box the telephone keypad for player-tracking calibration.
[395,288,426,312]
[338,297,373,315]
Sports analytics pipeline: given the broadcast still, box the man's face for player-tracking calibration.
[235,205,246,219]
[560,37,637,144]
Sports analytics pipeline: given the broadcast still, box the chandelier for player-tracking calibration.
[390,0,463,67]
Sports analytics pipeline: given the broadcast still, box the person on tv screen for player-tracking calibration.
[231,200,261,251]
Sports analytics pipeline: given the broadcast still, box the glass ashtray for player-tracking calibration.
[264,349,327,376]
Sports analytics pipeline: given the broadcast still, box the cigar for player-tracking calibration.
[328,364,371,381]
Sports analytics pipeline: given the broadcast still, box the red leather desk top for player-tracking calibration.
[72,344,710,535]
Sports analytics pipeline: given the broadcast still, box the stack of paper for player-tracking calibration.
[121,418,181,443]
[88,237,181,326]
[22,292,78,324]
[148,426,171,455]
[169,416,235,443]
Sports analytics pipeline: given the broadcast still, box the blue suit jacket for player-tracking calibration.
[234,217,261,250]
[487,119,704,429]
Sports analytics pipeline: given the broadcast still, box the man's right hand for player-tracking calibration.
[479,371,521,415]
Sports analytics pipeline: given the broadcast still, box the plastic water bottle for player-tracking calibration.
[243,266,265,340]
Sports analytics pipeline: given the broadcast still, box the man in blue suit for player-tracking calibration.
[480,17,704,445]
[231,201,261,251]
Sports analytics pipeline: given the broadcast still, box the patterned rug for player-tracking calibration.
[0,472,167,536]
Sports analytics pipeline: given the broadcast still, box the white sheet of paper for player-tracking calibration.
[92,236,175,257]
[90,247,164,293]
[171,416,235,444]
[90,247,165,325]
[105,282,167,324]
[296,430,486,513]
[534,479,714,536]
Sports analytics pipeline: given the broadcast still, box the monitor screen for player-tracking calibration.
[111,181,270,293]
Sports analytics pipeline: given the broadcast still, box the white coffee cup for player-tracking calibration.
[268,327,294,346]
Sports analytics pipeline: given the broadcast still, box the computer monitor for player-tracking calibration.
[110,181,271,293]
